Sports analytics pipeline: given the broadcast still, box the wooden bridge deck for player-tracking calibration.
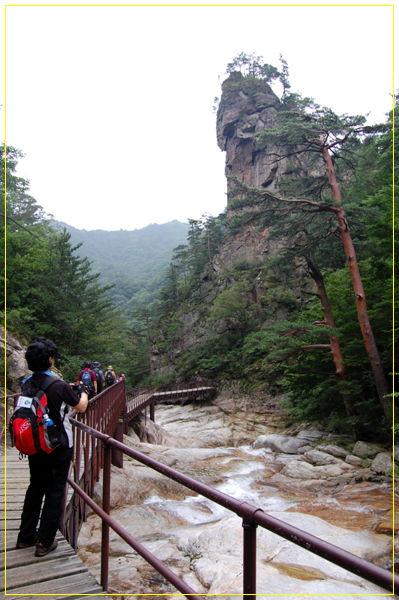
[153,386,215,401]
[1,448,104,598]
[125,386,216,421]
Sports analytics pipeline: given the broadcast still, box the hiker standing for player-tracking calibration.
[77,361,97,399]
[16,338,89,556]
[104,365,116,387]
[92,361,105,394]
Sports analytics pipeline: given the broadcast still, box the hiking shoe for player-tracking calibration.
[16,539,36,549]
[34,539,58,557]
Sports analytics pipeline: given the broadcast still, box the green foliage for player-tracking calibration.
[226,52,280,82]
[225,52,291,100]
[51,219,190,321]
[207,283,257,338]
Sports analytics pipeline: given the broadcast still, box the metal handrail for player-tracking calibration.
[1,392,21,444]
[69,417,397,597]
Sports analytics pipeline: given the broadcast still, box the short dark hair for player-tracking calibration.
[84,361,92,368]
[25,337,62,372]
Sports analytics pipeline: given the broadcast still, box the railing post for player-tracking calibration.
[111,420,124,468]
[100,443,111,592]
[242,519,257,598]
[150,400,155,422]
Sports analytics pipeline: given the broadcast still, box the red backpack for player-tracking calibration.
[9,377,61,454]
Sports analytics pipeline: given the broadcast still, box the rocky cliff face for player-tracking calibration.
[216,72,286,194]
[2,327,64,395]
[1,327,29,393]
[150,74,311,381]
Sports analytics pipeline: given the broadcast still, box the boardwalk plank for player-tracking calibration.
[3,540,75,568]
[3,554,89,590]
[1,449,103,598]
[6,571,103,596]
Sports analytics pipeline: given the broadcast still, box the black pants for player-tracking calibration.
[17,445,73,547]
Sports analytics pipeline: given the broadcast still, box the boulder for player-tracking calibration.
[352,441,379,458]
[296,430,325,444]
[253,434,313,454]
[274,454,303,465]
[297,445,313,454]
[345,455,363,467]
[302,450,343,466]
[371,452,393,474]
[281,459,354,480]
[317,444,349,459]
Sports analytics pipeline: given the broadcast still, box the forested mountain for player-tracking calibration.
[51,220,189,281]
[50,220,190,316]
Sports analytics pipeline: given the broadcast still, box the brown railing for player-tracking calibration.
[0,393,20,444]
[67,417,397,598]
[124,387,155,422]
[62,379,126,547]
[124,383,216,423]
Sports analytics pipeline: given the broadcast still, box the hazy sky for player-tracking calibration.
[4,3,395,232]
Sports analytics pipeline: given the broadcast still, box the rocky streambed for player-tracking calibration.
[77,392,396,599]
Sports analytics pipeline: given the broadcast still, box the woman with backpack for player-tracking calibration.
[15,338,89,557]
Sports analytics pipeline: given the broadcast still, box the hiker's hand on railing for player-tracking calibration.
[78,383,90,396]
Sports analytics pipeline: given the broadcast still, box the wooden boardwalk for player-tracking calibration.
[1,448,104,598]
[125,386,216,421]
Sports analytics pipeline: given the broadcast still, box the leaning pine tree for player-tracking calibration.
[229,92,392,422]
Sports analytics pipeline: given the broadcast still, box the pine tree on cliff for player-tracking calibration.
[227,79,391,422]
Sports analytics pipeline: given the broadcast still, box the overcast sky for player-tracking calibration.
[4,3,396,232]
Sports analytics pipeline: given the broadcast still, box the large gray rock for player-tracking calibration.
[296,430,325,444]
[352,441,379,458]
[253,434,312,454]
[371,452,393,474]
[274,454,303,465]
[345,455,363,467]
[317,444,349,458]
[281,459,355,480]
[303,449,343,466]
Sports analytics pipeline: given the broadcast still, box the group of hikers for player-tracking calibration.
[75,361,125,399]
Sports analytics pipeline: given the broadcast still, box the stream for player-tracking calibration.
[77,397,395,599]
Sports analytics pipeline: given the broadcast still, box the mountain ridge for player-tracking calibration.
[51,219,189,281]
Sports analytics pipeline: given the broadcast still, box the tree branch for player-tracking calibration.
[1,214,41,240]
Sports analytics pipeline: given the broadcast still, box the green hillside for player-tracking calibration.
[51,220,189,315]
[52,220,189,280]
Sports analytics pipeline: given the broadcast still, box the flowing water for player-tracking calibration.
[77,401,395,598]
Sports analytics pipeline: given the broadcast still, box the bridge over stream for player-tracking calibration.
[1,380,396,598]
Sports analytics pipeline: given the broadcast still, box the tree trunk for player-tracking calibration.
[321,144,392,421]
[306,256,355,417]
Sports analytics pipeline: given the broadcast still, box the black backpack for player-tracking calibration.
[106,370,115,385]
[93,368,102,384]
